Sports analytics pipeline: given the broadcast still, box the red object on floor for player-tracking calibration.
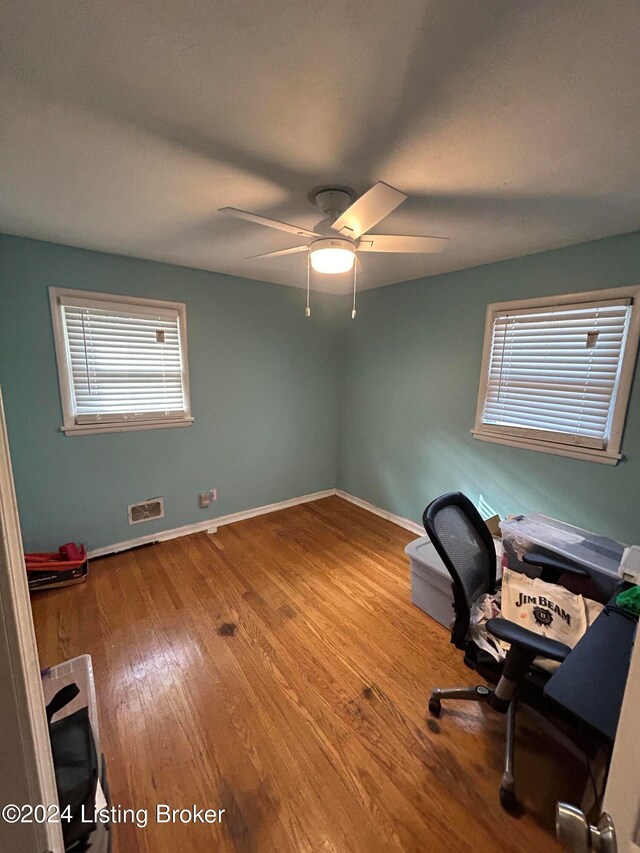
[25,544,87,573]
[59,542,85,562]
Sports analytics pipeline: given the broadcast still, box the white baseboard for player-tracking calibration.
[88,489,336,558]
[336,491,501,554]
[88,488,424,559]
[335,490,424,536]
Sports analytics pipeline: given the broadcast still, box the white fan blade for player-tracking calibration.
[331,182,407,239]
[357,234,448,253]
[247,245,309,260]
[220,207,319,238]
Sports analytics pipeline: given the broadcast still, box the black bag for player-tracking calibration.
[46,683,99,849]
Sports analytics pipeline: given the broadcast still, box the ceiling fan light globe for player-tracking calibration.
[309,239,356,274]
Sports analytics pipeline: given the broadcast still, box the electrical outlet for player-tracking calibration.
[199,493,210,509]
[209,489,217,502]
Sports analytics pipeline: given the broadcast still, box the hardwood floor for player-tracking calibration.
[31,496,583,852]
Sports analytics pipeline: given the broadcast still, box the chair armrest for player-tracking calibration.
[486,617,571,663]
[522,550,591,582]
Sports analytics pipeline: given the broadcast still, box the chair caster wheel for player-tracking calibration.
[428,698,442,718]
[499,787,519,815]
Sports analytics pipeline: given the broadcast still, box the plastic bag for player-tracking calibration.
[469,590,506,663]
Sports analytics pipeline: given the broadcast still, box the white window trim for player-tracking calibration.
[472,285,640,465]
[49,287,194,436]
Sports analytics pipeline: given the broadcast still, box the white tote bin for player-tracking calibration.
[41,654,101,746]
[405,535,455,628]
[41,654,110,853]
[500,514,625,601]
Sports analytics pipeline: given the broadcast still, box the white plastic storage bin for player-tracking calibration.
[405,535,455,628]
[41,655,110,853]
[41,654,100,744]
[500,514,625,602]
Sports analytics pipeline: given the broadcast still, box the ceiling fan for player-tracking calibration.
[219,182,447,316]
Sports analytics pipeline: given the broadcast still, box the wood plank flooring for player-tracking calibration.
[31,496,584,852]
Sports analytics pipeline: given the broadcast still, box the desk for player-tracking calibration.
[544,604,637,742]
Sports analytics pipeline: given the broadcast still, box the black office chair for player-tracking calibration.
[423,492,592,813]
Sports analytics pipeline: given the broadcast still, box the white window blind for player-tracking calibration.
[481,298,631,449]
[56,292,190,427]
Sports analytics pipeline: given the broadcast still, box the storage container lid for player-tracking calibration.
[405,535,451,580]
[499,513,625,577]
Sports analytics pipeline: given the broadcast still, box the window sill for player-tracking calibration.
[471,428,621,466]
[62,418,194,436]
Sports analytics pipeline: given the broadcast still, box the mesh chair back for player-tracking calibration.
[423,492,497,648]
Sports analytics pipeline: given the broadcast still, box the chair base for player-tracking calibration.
[429,685,521,815]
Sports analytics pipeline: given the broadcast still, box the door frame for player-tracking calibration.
[0,385,63,852]
[603,615,640,851]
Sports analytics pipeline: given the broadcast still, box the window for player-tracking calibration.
[50,288,193,435]
[473,286,640,464]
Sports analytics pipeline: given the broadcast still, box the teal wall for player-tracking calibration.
[0,234,341,551]
[1,230,639,553]
[338,231,640,544]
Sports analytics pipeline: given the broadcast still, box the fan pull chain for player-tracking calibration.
[305,248,311,317]
[351,260,358,319]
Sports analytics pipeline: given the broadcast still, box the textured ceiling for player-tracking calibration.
[1,0,639,294]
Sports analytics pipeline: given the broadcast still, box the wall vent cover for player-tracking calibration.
[128,497,165,525]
